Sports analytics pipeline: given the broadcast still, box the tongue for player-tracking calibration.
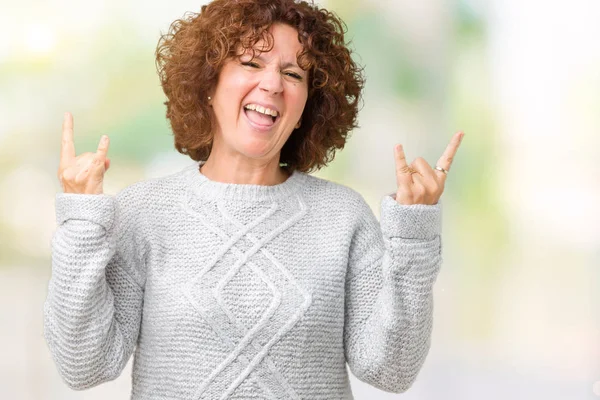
[246,109,274,126]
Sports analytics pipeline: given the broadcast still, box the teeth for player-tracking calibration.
[244,104,278,117]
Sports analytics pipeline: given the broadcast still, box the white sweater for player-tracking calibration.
[44,160,442,399]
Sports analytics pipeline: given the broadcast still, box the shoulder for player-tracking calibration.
[300,173,373,219]
[114,162,193,208]
[110,165,191,248]
[108,166,188,243]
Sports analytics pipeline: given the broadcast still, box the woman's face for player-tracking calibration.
[209,23,309,163]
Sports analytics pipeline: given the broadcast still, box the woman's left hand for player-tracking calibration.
[394,131,465,205]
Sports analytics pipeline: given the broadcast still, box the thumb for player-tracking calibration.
[105,158,110,171]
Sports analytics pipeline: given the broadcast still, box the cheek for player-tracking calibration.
[217,72,252,103]
[216,86,247,121]
[287,87,308,117]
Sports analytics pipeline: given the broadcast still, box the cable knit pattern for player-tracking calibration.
[44,160,442,399]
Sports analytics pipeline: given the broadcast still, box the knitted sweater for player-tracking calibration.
[44,160,442,399]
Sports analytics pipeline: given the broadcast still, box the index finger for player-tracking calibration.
[434,131,464,177]
[394,144,414,187]
[60,112,76,166]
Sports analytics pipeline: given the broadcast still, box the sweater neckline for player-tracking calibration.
[185,160,306,202]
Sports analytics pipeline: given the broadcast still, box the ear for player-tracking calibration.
[295,119,301,129]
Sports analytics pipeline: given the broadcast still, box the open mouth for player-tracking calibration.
[243,104,279,127]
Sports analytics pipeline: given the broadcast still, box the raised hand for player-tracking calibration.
[57,112,111,195]
[394,131,464,205]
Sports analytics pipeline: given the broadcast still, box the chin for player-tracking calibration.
[237,141,274,159]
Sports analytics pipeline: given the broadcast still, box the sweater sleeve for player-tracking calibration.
[43,186,148,390]
[343,191,442,393]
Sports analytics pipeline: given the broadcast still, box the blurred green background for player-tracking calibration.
[1,0,598,398]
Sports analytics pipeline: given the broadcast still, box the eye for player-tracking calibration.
[284,71,303,80]
[241,61,260,68]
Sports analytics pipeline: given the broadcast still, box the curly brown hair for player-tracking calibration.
[155,0,364,173]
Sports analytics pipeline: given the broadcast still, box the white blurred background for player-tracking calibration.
[0,0,598,398]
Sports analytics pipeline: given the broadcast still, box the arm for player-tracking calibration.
[343,192,442,393]
[43,186,148,390]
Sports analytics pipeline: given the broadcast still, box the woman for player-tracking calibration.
[45,0,464,398]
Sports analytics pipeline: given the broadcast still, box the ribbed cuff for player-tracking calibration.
[379,192,442,240]
[55,193,115,231]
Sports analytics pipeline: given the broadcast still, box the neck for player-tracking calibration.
[199,156,290,186]
[187,160,303,203]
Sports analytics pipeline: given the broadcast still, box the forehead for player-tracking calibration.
[239,23,304,57]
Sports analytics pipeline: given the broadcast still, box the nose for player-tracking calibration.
[258,69,283,95]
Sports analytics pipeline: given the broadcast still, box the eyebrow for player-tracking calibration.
[252,54,303,71]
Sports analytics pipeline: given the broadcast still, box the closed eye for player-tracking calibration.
[284,72,303,80]
[241,61,260,68]
[241,59,303,80]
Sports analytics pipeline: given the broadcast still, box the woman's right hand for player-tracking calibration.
[58,112,111,195]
